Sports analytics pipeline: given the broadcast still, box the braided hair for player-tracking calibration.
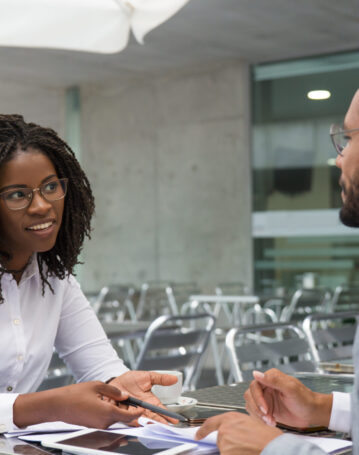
[0,114,95,302]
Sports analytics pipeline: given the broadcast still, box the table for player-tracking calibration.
[3,375,354,454]
[185,376,353,454]
[319,359,354,375]
[101,321,151,341]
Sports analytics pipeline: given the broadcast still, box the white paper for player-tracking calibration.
[114,417,217,446]
[6,420,129,439]
[297,435,352,454]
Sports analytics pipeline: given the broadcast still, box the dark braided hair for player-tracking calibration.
[0,114,95,302]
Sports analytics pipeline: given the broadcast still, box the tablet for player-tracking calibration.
[42,429,197,455]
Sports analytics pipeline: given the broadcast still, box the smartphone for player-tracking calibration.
[42,429,197,455]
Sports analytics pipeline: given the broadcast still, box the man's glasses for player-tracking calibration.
[330,124,359,156]
[0,178,68,210]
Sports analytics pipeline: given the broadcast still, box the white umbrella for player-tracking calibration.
[0,0,190,53]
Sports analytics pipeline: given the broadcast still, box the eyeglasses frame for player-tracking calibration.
[330,124,359,156]
[0,177,68,211]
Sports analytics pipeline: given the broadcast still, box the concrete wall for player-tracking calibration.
[0,79,65,135]
[80,60,253,291]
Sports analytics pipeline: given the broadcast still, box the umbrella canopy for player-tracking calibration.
[0,0,190,53]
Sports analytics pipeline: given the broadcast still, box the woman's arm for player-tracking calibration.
[13,382,141,429]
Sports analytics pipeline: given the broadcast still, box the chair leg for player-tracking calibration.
[210,332,224,385]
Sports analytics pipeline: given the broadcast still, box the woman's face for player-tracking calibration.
[0,148,64,268]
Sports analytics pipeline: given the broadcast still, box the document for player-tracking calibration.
[6,421,129,439]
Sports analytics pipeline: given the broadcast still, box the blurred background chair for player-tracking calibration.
[302,311,359,363]
[37,351,73,391]
[331,286,359,312]
[136,281,173,320]
[135,313,215,391]
[182,294,276,385]
[280,288,331,323]
[166,282,201,316]
[226,322,319,382]
[96,285,137,323]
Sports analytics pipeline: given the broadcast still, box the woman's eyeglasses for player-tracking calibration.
[0,178,68,210]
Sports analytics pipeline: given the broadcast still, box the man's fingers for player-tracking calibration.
[253,369,292,393]
[195,415,223,440]
[245,388,267,420]
[247,380,269,416]
[149,372,178,386]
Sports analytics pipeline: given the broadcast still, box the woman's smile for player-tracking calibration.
[0,148,64,271]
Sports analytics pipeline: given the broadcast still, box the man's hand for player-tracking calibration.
[244,369,333,428]
[13,381,142,429]
[196,412,282,455]
[109,371,178,424]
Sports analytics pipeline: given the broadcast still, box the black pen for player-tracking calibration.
[122,396,187,422]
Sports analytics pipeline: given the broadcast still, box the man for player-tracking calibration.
[196,89,359,455]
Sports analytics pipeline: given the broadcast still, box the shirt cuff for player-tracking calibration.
[261,434,323,455]
[328,392,351,433]
[0,393,19,433]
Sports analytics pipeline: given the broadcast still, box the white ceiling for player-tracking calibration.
[0,0,358,87]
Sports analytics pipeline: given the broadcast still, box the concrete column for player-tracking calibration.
[80,60,253,291]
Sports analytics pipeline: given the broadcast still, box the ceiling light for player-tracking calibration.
[307,90,331,100]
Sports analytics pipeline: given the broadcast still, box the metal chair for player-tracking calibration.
[137,282,173,320]
[182,294,277,385]
[226,322,319,382]
[331,286,359,312]
[37,351,73,391]
[135,313,215,390]
[97,285,137,323]
[302,311,359,363]
[166,282,201,315]
[280,288,331,322]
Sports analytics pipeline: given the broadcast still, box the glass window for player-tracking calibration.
[252,52,359,293]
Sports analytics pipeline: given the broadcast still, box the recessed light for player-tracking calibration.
[307,90,331,100]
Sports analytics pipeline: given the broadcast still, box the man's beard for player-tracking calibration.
[339,177,359,227]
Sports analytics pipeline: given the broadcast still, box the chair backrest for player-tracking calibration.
[184,294,260,327]
[135,313,215,390]
[38,350,73,391]
[226,322,318,382]
[280,288,331,322]
[302,311,359,363]
[137,282,174,320]
[97,285,137,322]
[331,286,359,312]
[87,286,109,314]
[166,283,201,315]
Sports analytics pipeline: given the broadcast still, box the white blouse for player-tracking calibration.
[0,255,128,432]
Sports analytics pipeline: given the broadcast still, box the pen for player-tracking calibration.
[122,396,187,422]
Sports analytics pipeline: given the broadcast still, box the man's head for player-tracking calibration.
[335,90,359,227]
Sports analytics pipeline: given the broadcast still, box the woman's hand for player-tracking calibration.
[13,381,142,429]
[109,371,179,424]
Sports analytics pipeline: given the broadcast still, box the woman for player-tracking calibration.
[0,114,176,431]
